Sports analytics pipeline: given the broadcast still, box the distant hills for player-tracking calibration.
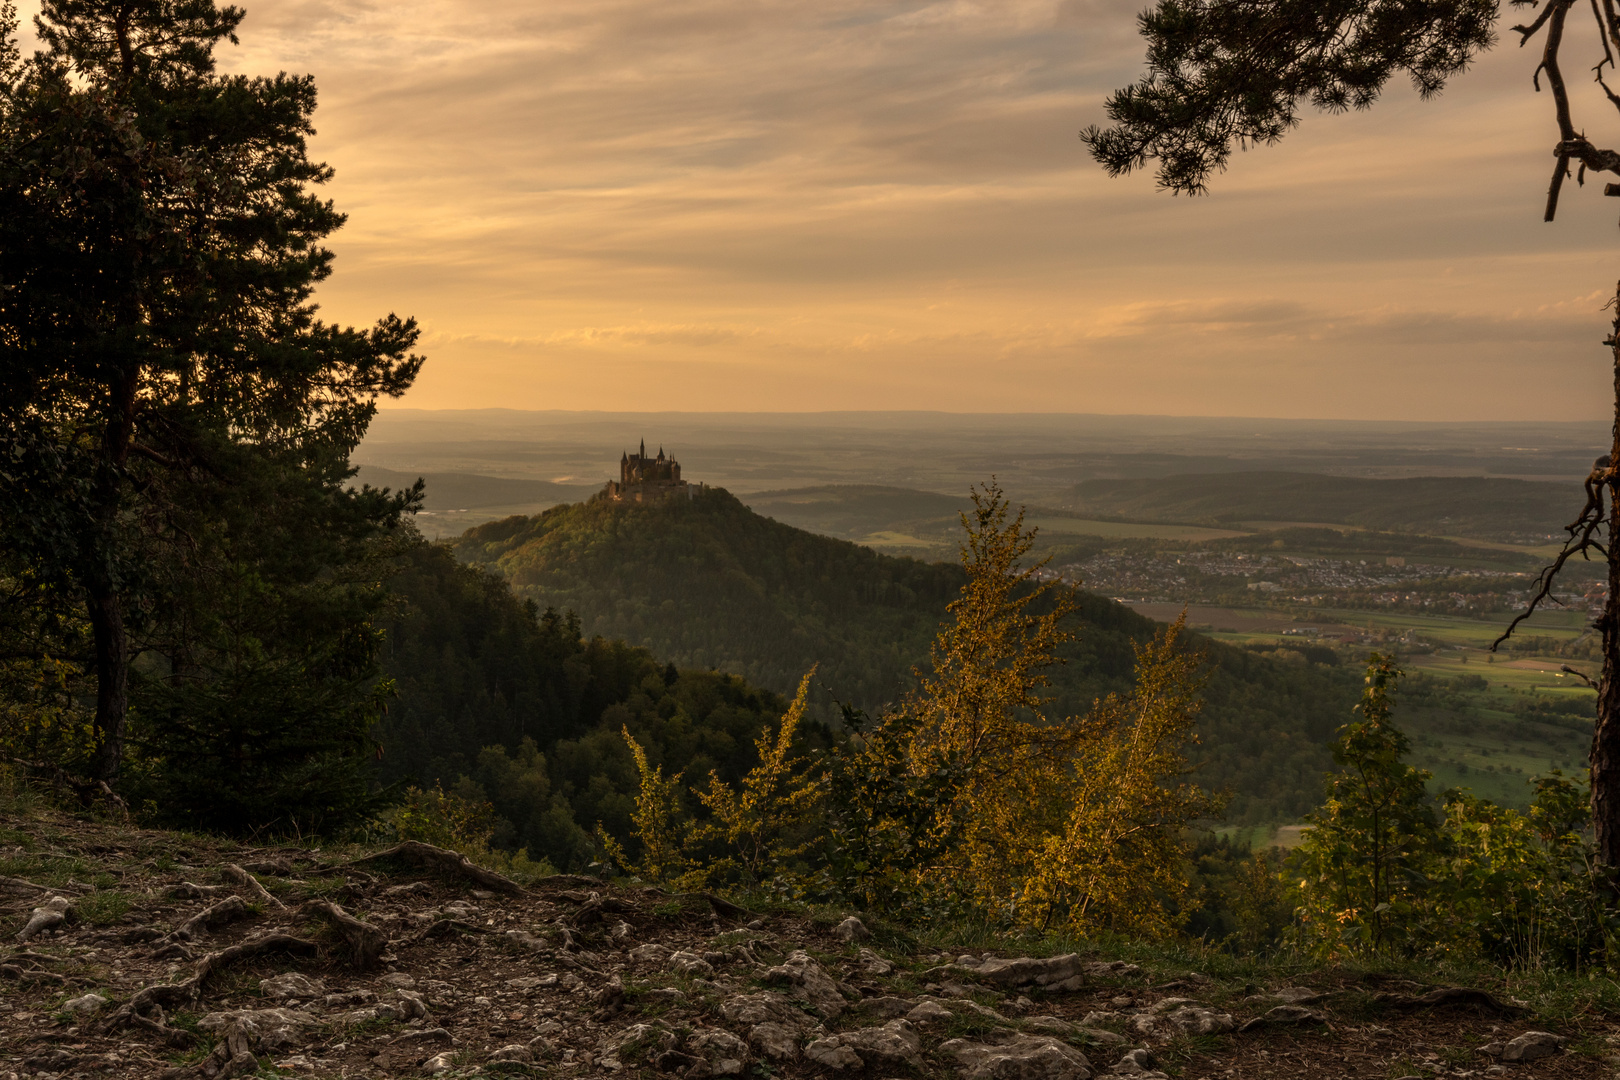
[1060,471,1580,542]
[354,465,598,537]
[452,488,1359,823]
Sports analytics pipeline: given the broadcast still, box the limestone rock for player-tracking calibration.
[834,916,871,942]
[688,1028,748,1075]
[942,1033,1094,1080]
[858,947,893,976]
[1502,1031,1563,1062]
[197,1008,320,1052]
[260,973,326,1001]
[1238,1004,1325,1032]
[804,1019,921,1070]
[15,896,71,943]
[971,954,1085,989]
[490,1044,534,1063]
[1271,986,1325,1004]
[1077,1028,1127,1047]
[761,950,847,1018]
[1026,1016,1075,1035]
[1081,1011,1126,1027]
[669,949,716,976]
[379,972,417,989]
[62,993,107,1017]
[1160,1006,1235,1036]
[749,1021,802,1060]
[1108,1048,1166,1077]
[906,1000,954,1023]
[629,943,670,963]
[422,1051,456,1074]
[721,991,819,1032]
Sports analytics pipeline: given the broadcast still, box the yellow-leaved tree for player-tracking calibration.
[1021,618,1220,935]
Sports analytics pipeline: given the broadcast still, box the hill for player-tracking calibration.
[1062,471,1581,542]
[354,465,598,537]
[451,490,1361,823]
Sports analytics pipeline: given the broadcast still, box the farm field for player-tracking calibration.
[1025,517,1250,541]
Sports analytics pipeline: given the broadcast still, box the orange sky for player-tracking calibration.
[24,1,1620,418]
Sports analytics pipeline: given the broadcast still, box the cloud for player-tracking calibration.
[16,0,1620,418]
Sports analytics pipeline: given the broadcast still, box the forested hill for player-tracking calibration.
[451,489,1360,823]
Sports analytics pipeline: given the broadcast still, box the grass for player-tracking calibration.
[77,889,132,926]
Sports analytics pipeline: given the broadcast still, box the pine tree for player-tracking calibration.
[0,0,421,801]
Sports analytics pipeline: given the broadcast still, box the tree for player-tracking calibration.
[0,0,421,787]
[1084,0,1620,868]
[1293,654,1440,956]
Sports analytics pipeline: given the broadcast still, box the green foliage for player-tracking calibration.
[1290,658,1619,969]
[392,781,499,853]
[1082,0,1497,195]
[1293,654,1440,956]
[453,487,1360,823]
[374,540,831,870]
[0,0,421,827]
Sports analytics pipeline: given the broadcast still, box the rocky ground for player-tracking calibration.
[0,812,1614,1079]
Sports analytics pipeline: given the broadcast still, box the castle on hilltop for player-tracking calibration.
[605,440,704,502]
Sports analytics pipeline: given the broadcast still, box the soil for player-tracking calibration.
[0,811,1613,1080]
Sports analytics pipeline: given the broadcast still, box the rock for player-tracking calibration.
[1270,986,1324,1004]
[322,990,375,1008]
[506,975,555,990]
[749,1022,802,1060]
[688,1028,748,1074]
[490,1044,534,1063]
[197,1008,320,1052]
[15,896,71,943]
[668,949,715,976]
[504,929,547,949]
[379,972,416,989]
[62,993,107,1017]
[761,950,848,1018]
[906,1000,954,1023]
[1238,1005,1325,1032]
[1108,1048,1166,1077]
[804,1019,921,1070]
[1081,1011,1125,1027]
[1161,1006,1235,1036]
[858,947,894,976]
[1502,1031,1563,1062]
[260,972,326,1000]
[834,916,871,942]
[1077,1028,1127,1047]
[1026,1016,1075,1035]
[942,1033,1094,1080]
[384,989,430,1020]
[629,942,671,963]
[422,1051,456,1074]
[970,954,1086,989]
[722,992,819,1033]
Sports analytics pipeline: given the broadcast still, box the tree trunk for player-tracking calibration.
[87,584,129,782]
[1594,288,1620,867]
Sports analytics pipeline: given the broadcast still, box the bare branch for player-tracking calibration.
[1516,0,1565,44]
[1492,467,1608,650]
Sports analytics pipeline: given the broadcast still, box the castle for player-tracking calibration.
[604,440,704,502]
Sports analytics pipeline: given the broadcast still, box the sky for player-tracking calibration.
[21,0,1620,419]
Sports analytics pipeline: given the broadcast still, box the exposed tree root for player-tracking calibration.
[1371,986,1528,1014]
[300,899,388,968]
[160,896,250,946]
[99,932,318,1043]
[347,841,524,895]
[223,864,285,910]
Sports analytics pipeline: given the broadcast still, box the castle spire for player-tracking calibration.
[640,438,645,458]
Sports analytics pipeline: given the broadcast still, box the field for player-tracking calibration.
[1025,517,1250,541]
